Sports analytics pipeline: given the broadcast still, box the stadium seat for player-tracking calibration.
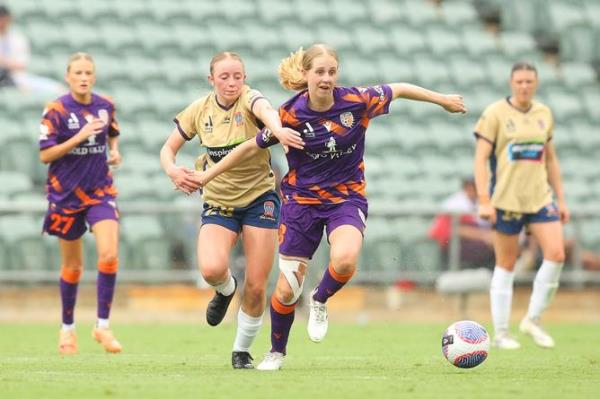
[76,0,119,22]
[461,28,499,58]
[367,0,406,25]
[353,26,392,56]
[389,26,429,57]
[134,22,181,55]
[0,215,49,270]
[582,88,600,123]
[117,151,163,177]
[329,0,369,25]
[425,27,465,57]
[376,55,414,83]
[448,57,488,90]
[404,0,442,27]
[293,0,332,25]
[412,56,451,88]
[560,62,597,90]
[559,24,596,63]
[256,0,297,24]
[315,25,356,53]
[120,215,170,270]
[0,172,34,198]
[545,91,586,124]
[501,0,545,34]
[279,24,316,51]
[498,31,538,60]
[99,22,140,53]
[342,56,380,85]
[441,1,480,29]
[113,173,159,202]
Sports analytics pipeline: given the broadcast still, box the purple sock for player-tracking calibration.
[60,278,78,325]
[97,271,117,319]
[312,265,353,303]
[270,298,295,355]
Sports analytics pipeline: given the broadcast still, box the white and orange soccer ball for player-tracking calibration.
[442,320,490,368]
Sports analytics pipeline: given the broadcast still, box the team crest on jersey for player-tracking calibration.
[98,109,109,125]
[537,119,545,130]
[68,113,80,130]
[340,112,354,128]
[263,201,275,219]
[234,112,243,126]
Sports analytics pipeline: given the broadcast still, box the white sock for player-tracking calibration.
[232,309,263,353]
[213,273,235,296]
[96,318,110,329]
[490,266,515,334]
[61,323,75,332]
[527,259,563,321]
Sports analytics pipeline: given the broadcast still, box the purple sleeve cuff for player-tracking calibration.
[173,118,192,141]
[256,128,279,149]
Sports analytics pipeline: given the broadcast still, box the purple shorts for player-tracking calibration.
[278,201,367,259]
[43,199,119,240]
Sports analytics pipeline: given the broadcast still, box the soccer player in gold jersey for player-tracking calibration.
[160,52,302,369]
[474,61,569,349]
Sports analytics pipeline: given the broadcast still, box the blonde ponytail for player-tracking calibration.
[278,47,307,91]
[278,44,339,92]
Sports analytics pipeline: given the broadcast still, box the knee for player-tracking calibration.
[243,280,266,303]
[330,252,359,275]
[97,250,118,266]
[200,262,228,285]
[545,248,566,263]
[274,283,295,305]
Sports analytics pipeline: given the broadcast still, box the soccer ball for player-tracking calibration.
[442,320,490,368]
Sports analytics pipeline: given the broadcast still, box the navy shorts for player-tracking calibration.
[494,203,560,235]
[201,191,280,233]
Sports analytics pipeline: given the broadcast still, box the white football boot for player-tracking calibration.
[492,330,521,349]
[519,317,555,348]
[257,352,285,371]
[307,290,328,343]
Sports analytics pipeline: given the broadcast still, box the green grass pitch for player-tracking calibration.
[1,322,598,399]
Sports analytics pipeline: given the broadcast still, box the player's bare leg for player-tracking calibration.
[198,224,238,326]
[231,226,276,369]
[520,221,565,348]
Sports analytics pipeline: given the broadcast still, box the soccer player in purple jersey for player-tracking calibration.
[194,44,466,370]
[39,52,123,355]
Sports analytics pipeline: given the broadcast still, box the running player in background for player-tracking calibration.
[159,51,302,369]
[474,61,569,350]
[194,44,466,370]
[39,52,122,355]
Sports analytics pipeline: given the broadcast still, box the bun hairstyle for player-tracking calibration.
[278,43,338,91]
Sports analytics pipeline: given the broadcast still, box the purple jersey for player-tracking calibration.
[39,93,120,212]
[256,85,392,206]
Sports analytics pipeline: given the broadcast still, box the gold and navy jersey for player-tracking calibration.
[174,85,276,208]
[474,98,554,213]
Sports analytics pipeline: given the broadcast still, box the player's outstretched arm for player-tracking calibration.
[193,139,262,187]
[251,98,304,152]
[389,83,467,113]
[40,119,104,164]
[160,128,200,194]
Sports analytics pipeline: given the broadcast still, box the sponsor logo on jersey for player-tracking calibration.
[68,113,80,130]
[508,141,544,162]
[326,137,337,152]
[204,116,213,133]
[206,143,240,163]
[306,143,358,160]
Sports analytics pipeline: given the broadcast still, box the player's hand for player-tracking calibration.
[478,203,496,224]
[167,165,200,195]
[272,127,304,153]
[557,200,570,224]
[190,171,210,188]
[441,94,467,114]
[77,118,104,142]
[107,149,122,168]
